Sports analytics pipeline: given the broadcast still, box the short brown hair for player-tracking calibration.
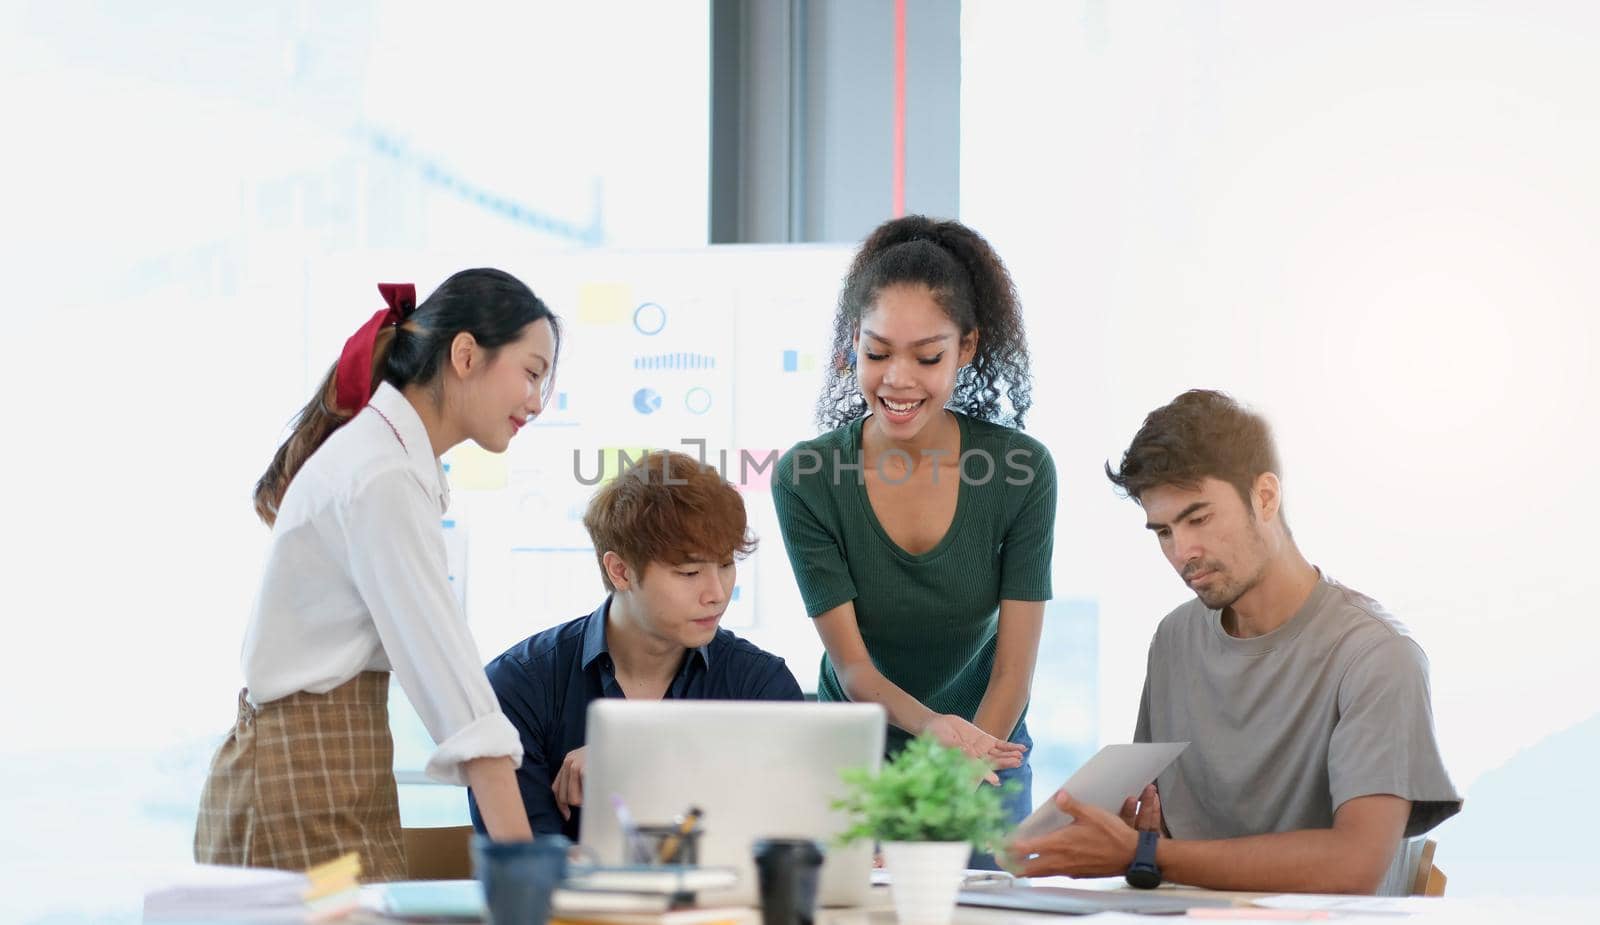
[1106,390,1283,511]
[582,451,757,591]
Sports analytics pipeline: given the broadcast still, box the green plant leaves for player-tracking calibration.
[832,735,1018,850]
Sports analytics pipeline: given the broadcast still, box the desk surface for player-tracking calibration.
[75,868,1600,924]
[814,879,1593,925]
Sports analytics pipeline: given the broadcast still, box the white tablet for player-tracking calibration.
[1011,742,1188,840]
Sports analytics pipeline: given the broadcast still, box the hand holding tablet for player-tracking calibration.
[1010,742,1188,840]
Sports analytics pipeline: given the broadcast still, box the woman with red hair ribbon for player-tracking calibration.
[195,268,560,879]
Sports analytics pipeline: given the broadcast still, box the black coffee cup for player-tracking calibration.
[752,838,826,925]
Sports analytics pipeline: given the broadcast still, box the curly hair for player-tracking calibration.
[816,215,1033,431]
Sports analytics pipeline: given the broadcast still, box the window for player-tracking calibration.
[5,3,709,916]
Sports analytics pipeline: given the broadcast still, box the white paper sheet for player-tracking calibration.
[1010,742,1189,840]
[1255,894,1423,914]
[142,863,309,917]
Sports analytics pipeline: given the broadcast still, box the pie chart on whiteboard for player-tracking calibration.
[632,387,663,415]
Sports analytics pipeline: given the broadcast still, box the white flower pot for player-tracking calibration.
[880,840,971,925]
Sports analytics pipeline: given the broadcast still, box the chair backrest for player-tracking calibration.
[402,825,474,880]
[1408,838,1447,897]
[1379,836,1447,897]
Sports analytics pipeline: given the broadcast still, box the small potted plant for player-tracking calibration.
[834,735,1016,925]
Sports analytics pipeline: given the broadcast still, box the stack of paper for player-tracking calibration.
[144,865,310,918]
[373,879,756,925]
[143,853,362,921]
[550,906,756,925]
[553,888,679,915]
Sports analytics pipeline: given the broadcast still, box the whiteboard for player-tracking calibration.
[306,245,856,693]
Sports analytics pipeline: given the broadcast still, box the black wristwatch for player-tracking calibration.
[1125,830,1162,889]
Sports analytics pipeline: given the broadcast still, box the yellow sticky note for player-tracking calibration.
[578,282,631,325]
[446,443,509,491]
[572,447,657,486]
[602,446,657,482]
[303,851,361,900]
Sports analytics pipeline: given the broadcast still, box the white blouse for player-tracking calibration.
[240,382,521,785]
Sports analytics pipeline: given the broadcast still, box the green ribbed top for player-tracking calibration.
[772,412,1056,752]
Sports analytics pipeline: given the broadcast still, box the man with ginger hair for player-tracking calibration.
[469,451,803,839]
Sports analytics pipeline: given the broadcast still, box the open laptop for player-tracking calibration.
[581,700,886,907]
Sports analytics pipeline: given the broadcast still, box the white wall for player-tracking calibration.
[962,0,1599,814]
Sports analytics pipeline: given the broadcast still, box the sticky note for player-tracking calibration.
[731,448,778,492]
[445,444,509,490]
[578,282,631,325]
[573,447,658,485]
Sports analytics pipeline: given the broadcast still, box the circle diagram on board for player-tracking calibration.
[633,302,667,336]
[632,388,663,415]
[684,387,713,415]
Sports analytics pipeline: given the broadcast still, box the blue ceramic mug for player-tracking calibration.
[471,833,572,925]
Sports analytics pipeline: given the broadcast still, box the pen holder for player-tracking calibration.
[628,823,703,865]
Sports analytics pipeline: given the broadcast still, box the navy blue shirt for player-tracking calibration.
[468,597,805,839]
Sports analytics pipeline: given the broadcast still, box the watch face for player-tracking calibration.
[1125,865,1162,890]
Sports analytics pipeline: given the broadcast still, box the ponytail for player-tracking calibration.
[252,326,399,526]
[817,215,1033,431]
[252,269,557,526]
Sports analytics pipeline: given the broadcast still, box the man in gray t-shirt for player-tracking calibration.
[1135,575,1459,844]
[1011,390,1461,894]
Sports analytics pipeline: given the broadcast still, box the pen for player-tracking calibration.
[611,794,645,863]
[657,806,703,864]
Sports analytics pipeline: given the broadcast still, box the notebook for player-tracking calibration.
[376,880,482,921]
[550,907,757,925]
[563,866,740,895]
[958,885,1235,916]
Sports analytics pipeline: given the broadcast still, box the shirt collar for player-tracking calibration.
[580,598,613,671]
[367,382,450,513]
[687,638,713,671]
[580,595,715,673]
[1208,568,1331,655]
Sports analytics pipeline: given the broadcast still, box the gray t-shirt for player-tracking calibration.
[1135,574,1461,840]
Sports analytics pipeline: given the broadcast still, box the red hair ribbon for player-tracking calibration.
[335,283,416,413]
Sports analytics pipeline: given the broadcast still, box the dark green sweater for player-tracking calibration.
[772,412,1056,752]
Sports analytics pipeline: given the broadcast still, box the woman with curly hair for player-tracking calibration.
[772,216,1056,846]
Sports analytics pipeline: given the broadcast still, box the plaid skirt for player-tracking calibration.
[193,671,408,882]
